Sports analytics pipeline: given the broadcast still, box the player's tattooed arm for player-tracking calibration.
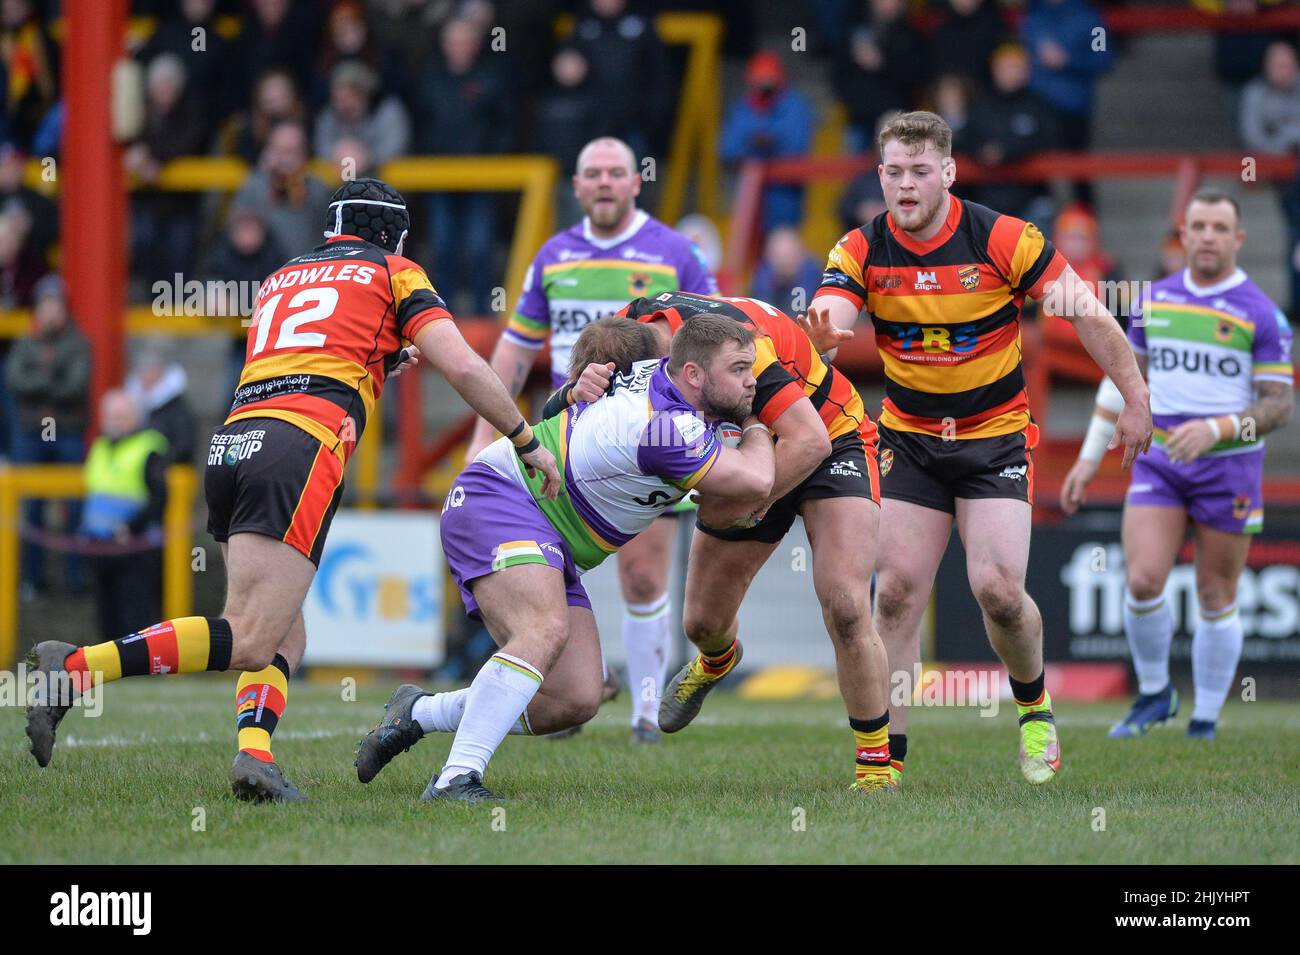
[467,335,539,459]
[1241,380,1295,441]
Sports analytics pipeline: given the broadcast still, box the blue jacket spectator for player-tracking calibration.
[750,226,823,317]
[721,51,814,231]
[1020,0,1113,120]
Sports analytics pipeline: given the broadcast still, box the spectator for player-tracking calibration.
[417,16,511,313]
[1043,203,1122,326]
[1020,0,1113,205]
[0,207,46,307]
[314,61,411,177]
[965,43,1060,224]
[1,0,58,152]
[219,68,308,164]
[126,53,208,291]
[237,0,321,106]
[721,50,814,231]
[1156,229,1186,279]
[0,141,56,263]
[232,121,331,257]
[126,344,198,465]
[535,46,603,201]
[313,0,408,109]
[928,72,976,156]
[204,204,286,395]
[750,226,823,316]
[832,0,926,154]
[930,0,1011,91]
[570,0,671,158]
[1239,40,1300,155]
[837,168,887,234]
[4,274,90,599]
[134,0,236,127]
[80,389,168,640]
[1199,0,1291,90]
[1242,42,1300,314]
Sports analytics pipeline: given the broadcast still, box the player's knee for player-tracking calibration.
[818,586,870,642]
[619,561,665,605]
[972,572,1026,630]
[874,574,918,629]
[1126,572,1165,603]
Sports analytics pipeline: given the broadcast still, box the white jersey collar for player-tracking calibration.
[1182,267,1246,298]
[581,208,648,249]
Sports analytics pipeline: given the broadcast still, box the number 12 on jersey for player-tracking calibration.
[249,286,340,356]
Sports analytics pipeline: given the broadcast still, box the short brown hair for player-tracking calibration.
[1186,189,1241,225]
[667,314,754,376]
[567,315,659,380]
[877,110,953,160]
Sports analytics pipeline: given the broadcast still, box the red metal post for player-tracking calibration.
[62,0,128,434]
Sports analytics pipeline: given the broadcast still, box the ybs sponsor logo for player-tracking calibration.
[1148,346,1243,379]
[50,885,151,935]
[873,274,901,290]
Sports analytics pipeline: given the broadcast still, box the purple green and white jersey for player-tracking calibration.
[502,210,719,386]
[1129,268,1294,456]
[474,359,721,570]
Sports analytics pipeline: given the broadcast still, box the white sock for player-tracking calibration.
[1191,605,1244,724]
[436,652,543,789]
[623,592,671,725]
[413,688,532,736]
[1124,592,1174,695]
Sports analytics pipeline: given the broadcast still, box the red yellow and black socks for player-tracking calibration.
[236,654,291,763]
[851,712,891,784]
[700,641,739,677]
[64,617,233,691]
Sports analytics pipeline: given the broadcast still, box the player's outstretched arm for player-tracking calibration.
[415,320,561,498]
[694,418,776,501]
[466,333,539,460]
[1043,265,1152,468]
[802,296,859,362]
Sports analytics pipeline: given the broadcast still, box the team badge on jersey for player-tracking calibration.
[959,265,981,291]
[629,272,651,296]
[1216,320,1234,343]
[879,447,894,477]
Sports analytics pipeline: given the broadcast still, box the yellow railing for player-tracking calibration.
[0,464,197,670]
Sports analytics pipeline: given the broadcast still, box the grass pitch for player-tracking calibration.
[2,680,1296,864]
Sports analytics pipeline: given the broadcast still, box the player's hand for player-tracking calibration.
[573,362,615,403]
[520,445,562,499]
[1164,418,1217,464]
[1060,458,1099,515]
[1111,395,1152,469]
[387,345,420,378]
[797,306,854,355]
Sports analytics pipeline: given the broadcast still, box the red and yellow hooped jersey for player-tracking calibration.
[619,291,875,445]
[816,197,1066,439]
[226,235,451,462]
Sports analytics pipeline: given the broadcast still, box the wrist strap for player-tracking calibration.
[563,382,576,406]
[508,421,535,451]
[742,423,771,437]
[1204,417,1223,442]
[515,435,540,456]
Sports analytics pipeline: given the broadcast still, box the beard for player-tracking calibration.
[891,191,943,233]
[586,194,631,229]
[699,379,754,422]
